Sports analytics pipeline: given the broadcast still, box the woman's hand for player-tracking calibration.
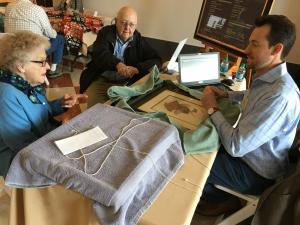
[61,93,88,108]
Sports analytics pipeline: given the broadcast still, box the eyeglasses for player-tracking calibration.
[119,20,136,29]
[30,60,48,67]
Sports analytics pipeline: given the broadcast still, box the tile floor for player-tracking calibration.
[0,65,225,225]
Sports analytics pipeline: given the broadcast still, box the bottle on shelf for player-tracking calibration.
[235,63,246,82]
[220,56,229,74]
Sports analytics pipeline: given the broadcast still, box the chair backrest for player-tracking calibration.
[251,165,300,225]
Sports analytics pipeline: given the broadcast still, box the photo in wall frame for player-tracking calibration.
[194,0,274,56]
[138,90,208,130]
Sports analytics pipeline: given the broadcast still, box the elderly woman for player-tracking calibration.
[0,31,87,177]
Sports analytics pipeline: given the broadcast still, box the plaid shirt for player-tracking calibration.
[4,0,57,38]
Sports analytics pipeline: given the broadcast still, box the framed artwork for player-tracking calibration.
[194,0,274,56]
[138,90,207,130]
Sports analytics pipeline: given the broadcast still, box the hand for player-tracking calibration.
[116,63,139,78]
[116,63,130,77]
[201,86,220,110]
[126,66,139,77]
[61,93,88,108]
[203,86,228,98]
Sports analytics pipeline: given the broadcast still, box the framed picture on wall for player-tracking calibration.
[194,0,274,56]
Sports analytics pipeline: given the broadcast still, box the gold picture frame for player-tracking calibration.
[138,90,207,130]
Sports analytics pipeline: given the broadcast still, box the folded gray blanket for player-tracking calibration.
[5,104,184,225]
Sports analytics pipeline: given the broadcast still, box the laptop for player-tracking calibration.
[178,52,220,87]
[162,38,188,73]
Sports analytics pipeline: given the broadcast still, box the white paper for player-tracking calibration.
[167,62,179,73]
[167,38,188,71]
[55,126,108,155]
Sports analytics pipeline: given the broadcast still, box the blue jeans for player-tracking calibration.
[202,147,275,203]
[46,34,65,64]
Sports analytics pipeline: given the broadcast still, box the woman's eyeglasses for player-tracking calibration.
[30,60,48,67]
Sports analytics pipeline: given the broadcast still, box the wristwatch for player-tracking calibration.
[207,107,219,116]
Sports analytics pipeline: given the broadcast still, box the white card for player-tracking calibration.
[55,126,108,155]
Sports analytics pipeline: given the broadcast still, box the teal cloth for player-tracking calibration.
[108,65,162,110]
[107,66,240,154]
[183,98,240,154]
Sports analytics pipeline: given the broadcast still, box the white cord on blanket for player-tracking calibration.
[66,118,151,175]
[65,119,203,193]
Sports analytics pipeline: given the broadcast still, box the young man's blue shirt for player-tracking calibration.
[211,62,300,179]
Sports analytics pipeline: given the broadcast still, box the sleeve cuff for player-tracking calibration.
[210,110,227,127]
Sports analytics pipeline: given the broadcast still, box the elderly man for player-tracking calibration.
[5,0,65,78]
[80,6,162,107]
[199,15,300,215]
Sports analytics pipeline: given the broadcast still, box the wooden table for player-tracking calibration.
[8,73,221,225]
[120,73,218,225]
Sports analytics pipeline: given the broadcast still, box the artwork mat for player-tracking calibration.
[138,90,207,130]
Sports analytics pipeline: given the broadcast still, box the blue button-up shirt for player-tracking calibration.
[113,35,133,62]
[211,62,300,179]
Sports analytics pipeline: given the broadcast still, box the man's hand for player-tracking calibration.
[116,63,139,78]
[202,86,227,110]
[204,86,228,98]
[61,93,88,108]
[116,63,131,77]
[126,66,139,76]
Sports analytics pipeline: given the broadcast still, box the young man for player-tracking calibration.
[199,15,300,215]
[79,6,162,106]
[5,0,65,78]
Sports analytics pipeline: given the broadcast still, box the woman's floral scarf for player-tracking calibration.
[0,69,45,104]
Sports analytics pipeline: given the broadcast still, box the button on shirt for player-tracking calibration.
[113,35,133,62]
[4,0,57,39]
[210,63,300,179]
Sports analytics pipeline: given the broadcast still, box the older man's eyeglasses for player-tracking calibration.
[30,60,48,67]
[119,20,136,28]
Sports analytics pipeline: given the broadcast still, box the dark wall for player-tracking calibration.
[145,37,200,62]
[287,63,300,88]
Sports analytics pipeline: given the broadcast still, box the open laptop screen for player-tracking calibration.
[179,52,220,86]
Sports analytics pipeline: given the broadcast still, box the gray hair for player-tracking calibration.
[0,31,50,73]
